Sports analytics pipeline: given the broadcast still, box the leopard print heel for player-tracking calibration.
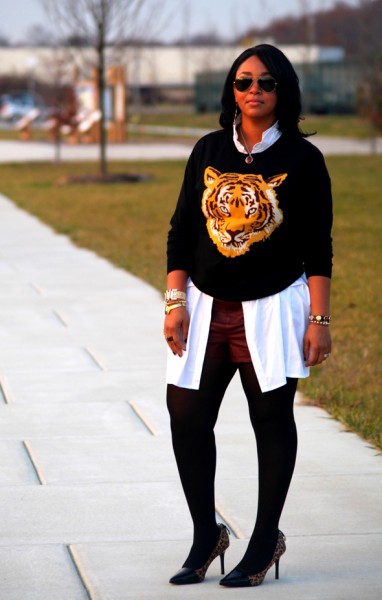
[248,530,286,586]
[220,530,286,588]
[169,523,230,585]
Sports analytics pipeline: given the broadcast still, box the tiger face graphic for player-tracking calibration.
[202,166,287,258]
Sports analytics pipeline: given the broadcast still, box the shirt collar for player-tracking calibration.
[233,115,281,155]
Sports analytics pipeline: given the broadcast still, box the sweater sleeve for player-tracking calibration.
[301,144,333,278]
[167,142,201,274]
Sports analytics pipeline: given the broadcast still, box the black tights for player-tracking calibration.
[167,355,298,575]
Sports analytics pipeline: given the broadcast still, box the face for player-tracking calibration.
[233,55,278,126]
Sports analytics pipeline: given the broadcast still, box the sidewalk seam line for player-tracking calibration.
[67,544,96,600]
[30,282,44,295]
[83,347,107,371]
[53,309,69,327]
[215,502,244,539]
[0,376,11,404]
[22,440,46,485]
[128,401,158,436]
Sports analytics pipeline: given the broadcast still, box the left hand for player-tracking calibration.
[303,323,332,366]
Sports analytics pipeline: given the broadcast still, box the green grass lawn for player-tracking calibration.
[299,155,382,451]
[130,112,377,139]
[0,156,381,449]
[133,112,382,142]
[0,112,378,142]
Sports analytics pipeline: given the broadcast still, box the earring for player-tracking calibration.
[233,103,238,128]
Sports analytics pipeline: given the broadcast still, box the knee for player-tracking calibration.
[169,412,215,438]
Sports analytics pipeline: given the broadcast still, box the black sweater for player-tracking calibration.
[167,129,333,302]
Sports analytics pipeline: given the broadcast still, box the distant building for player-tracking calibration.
[0,43,344,84]
[0,44,351,112]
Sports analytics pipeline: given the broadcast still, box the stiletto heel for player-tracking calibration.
[220,552,225,575]
[275,558,280,579]
[220,530,286,588]
[169,523,230,585]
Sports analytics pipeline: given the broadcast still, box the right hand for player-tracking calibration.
[164,306,190,357]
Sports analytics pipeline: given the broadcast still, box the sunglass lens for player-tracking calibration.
[235,77,276,92]
[258,77,276,92]
[235,78,252,92]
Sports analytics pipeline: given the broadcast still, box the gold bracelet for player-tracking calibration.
[164,302,186,315]
[165,299,186,307]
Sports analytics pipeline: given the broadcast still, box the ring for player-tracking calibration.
[166,336,174,342]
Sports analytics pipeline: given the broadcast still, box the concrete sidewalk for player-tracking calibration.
[0,133,381,163]
[0,185,381,598]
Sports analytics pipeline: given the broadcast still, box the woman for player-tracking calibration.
[164,44,332,588]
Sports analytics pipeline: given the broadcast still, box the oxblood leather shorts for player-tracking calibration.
[204,299,252,363]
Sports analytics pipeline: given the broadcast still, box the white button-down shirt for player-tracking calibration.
[233,116,282,154]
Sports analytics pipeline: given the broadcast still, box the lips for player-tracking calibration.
[246,100,264,106]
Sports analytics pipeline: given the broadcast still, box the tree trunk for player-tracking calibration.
[97,20,107,176]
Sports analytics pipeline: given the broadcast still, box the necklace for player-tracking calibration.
[240,127,253,164]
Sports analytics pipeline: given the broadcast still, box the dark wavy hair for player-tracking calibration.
[219,44,312,138]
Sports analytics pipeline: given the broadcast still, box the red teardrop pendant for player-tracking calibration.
[245,155,253,164]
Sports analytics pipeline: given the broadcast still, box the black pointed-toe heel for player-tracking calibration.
[219,530,286,588]
[169,523,230,585]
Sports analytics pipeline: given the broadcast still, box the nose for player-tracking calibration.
[248,79,261,93]
[226,228,242,241]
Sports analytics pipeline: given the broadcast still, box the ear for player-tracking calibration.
[266,173,288,188]
[204,166,221,188]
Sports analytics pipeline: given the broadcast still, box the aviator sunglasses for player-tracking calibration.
[233,75,277,93]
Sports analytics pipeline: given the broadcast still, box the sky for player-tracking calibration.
[1,0,357,44]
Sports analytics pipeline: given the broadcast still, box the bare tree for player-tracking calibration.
[40,0,169,176]
[297,0,316,113]
[357,0,382,153]
[39,46,77,164]
[0,30,10,46]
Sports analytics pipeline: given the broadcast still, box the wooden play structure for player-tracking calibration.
[16,65,127,144]
[68,65,127,144]
[15,108,40,140]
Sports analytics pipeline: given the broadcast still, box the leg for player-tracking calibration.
[237,363,298,574]
[167,355,237,569]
